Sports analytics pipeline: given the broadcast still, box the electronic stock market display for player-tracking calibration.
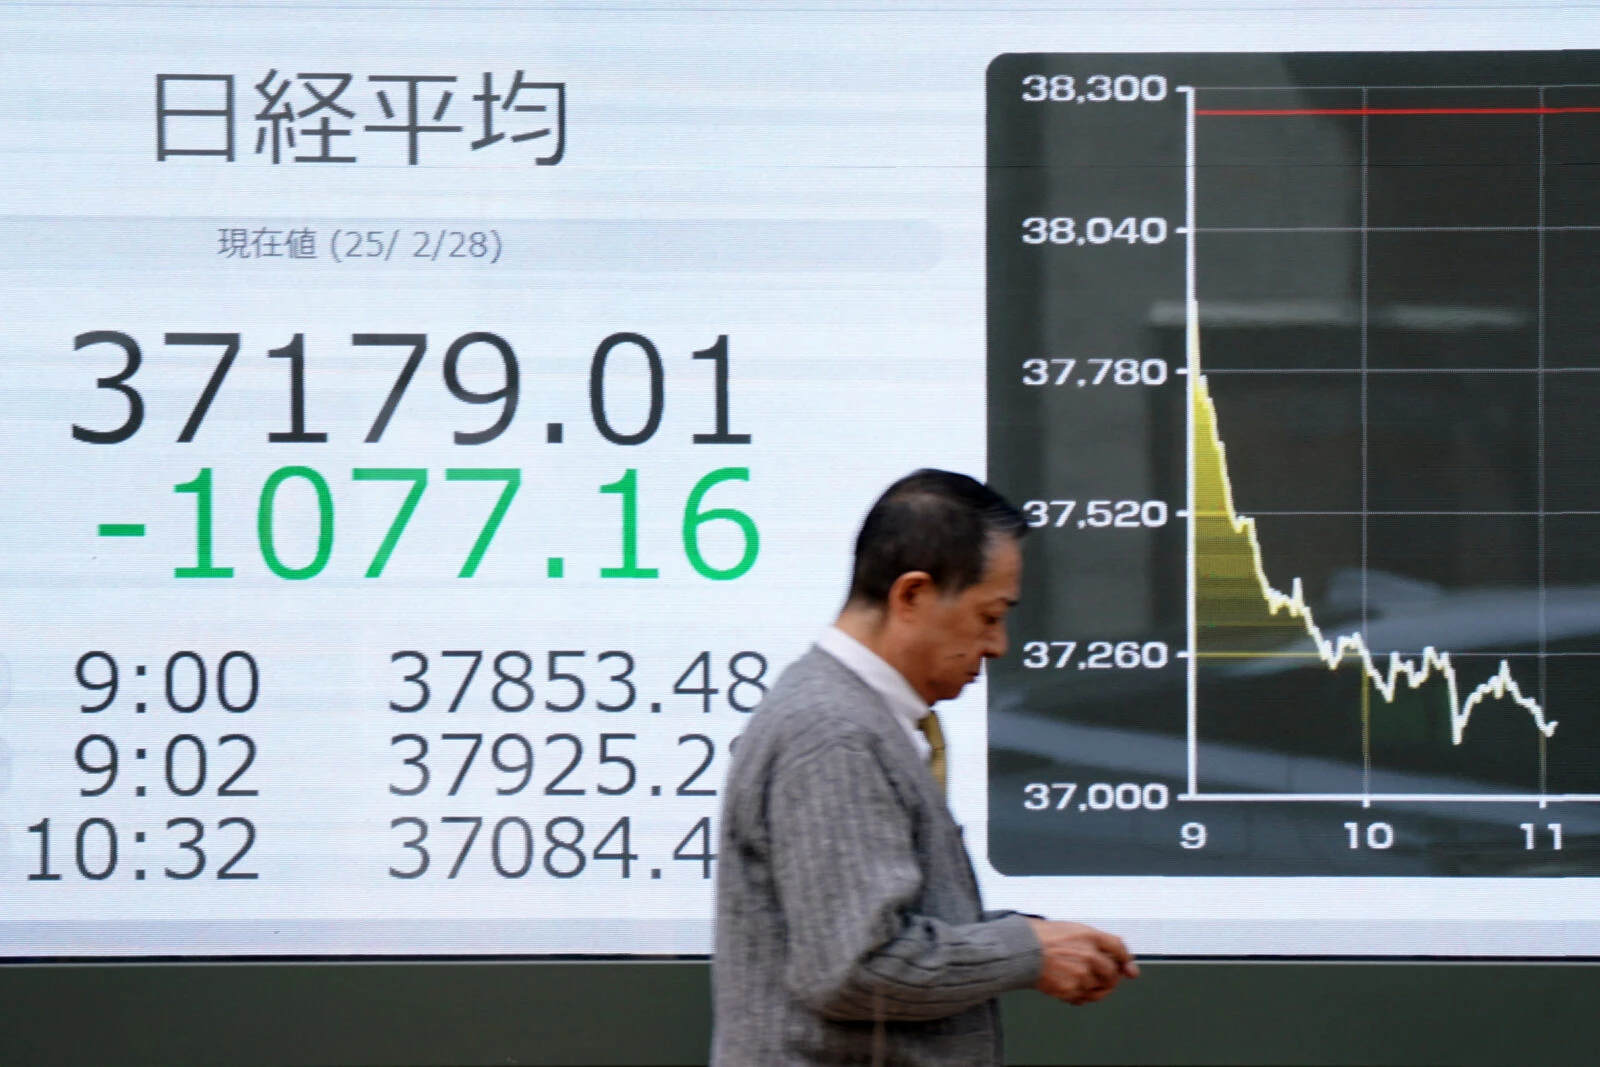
[989,50,1600,952]
[5,4,1600,958]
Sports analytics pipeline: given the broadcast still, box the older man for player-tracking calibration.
[713,469,1137,1066]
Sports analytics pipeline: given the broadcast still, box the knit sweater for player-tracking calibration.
[712,647,1043,1066]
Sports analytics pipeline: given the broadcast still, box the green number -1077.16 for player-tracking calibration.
[168,466,758,582]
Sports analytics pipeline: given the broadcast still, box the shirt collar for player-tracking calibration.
[815,625,931,738]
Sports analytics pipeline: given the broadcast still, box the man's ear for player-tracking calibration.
[886,570,935,622]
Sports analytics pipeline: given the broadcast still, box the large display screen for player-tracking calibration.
[5,4,1600,959]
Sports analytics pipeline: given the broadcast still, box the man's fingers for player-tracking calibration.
[1040,975,1080,1003]
[1067,978,1115,1005]
[1086,968,1120,994]
[1076,950,1116,984]
[1040,962,1098,1002]
[1048,981,1081,1004]
[1091,930,1133,965]
[1035,926,1138,1005]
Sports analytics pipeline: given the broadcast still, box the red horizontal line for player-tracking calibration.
[1196,106,1600,117]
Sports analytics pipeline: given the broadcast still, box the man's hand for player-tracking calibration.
[1025,919,1140,1005]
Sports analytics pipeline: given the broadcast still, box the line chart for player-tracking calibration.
[1182,92,1561,804]
[1190,372,1555,771]
[988,52,1600,876]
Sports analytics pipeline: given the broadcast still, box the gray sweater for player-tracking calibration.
[712,647,1043,1066]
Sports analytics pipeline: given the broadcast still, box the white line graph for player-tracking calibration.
[1179,84,1573,806]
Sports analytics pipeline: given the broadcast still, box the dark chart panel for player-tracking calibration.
[988,52,1600,876]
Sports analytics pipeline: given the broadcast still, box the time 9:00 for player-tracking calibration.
[76,650,260,714]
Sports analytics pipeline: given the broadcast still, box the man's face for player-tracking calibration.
[902,537,1023,704]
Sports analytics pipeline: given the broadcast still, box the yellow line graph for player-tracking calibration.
[1192,372,1557,747]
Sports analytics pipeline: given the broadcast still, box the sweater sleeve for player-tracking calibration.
[769,732,1042,1022]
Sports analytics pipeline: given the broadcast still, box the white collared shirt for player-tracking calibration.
[814,626,933,762]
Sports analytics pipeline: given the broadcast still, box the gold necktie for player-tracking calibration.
[918,711,947,794]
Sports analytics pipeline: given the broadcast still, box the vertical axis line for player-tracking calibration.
[1538,87,1549,807]
[1360,89,1372,808]
[1181,84,1199,798]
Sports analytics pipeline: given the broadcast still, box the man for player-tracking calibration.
[713,469,1138,1066]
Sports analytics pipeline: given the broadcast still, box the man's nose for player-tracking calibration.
[984,629,1008,659]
